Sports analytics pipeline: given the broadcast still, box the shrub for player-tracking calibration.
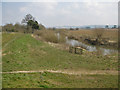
[39,24,45,30]
[34,30,58,43]
[34,30,66,43]
[93,28,105,41]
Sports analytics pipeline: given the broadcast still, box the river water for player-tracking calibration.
[56,33,117,55]
[66,37,117,55]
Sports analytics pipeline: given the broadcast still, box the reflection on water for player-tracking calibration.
[66,37,117,55]
[56,33,117,55]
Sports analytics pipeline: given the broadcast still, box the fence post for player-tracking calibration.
[75,47,77,54]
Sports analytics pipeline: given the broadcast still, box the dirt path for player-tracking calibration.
[1,69,118,75]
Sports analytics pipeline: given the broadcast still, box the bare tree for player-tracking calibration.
[93,28,105,42]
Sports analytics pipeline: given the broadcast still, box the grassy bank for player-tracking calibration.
[2,33,118,88]
[3,72,118,88]
[2,33,118,72]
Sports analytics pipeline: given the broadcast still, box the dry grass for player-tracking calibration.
[34,30,58,43]
[103,29,118,41]
[34,30,66,43]
[67,29,118,41]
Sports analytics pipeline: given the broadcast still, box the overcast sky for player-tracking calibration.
[2,1,118,27]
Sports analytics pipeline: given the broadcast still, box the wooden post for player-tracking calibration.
[75,47,77,54]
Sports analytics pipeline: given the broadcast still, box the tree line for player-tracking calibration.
[2,14,45,33]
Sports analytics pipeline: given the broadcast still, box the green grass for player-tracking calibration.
[2,33,118,88]
[2,33,118,72]
[2,72,118,88]
[2,33,22,47]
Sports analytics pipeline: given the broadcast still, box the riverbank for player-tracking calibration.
[66,29,118,49]
[34,29,118,55]
[2,33,118,88]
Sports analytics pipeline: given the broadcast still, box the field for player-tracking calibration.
[67,29,118,41]
[2,32,118,88]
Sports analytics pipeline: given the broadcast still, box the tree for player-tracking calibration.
[22,14,35,24]
[22,14,39,33]
[70,28,74,30]
[27,20,34,26]
[93,28,105,43]
[0,26,1,32]
[3,24,14,32]
[113,25,117,29]
[105,25,109,29]
[14,23,21,32]
[32,21,39,29]
[76,28,79,30]
[39,24,45,30]
[27,20,39,29]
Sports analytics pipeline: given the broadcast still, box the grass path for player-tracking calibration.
[2,34,21,49]
[2,69,118,75]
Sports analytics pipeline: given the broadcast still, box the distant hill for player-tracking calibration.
[48,25,118,29]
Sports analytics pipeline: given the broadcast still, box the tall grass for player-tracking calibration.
[34,30,66,43]
[67,29,118,41]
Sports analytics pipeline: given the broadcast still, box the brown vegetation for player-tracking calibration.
[66,29,118,48]
[67,29,118,41]
[34,30,66,43]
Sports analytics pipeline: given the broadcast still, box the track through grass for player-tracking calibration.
[2,33,118,88]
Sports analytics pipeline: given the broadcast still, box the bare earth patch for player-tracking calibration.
[2,69,118,75]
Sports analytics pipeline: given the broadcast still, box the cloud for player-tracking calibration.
[2,2,118,27]
[20,7,27,12]
[19,2,58,16]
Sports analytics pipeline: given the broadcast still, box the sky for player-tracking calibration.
[1,1,118,27]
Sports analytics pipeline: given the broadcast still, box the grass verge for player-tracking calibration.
[2,72,118,88]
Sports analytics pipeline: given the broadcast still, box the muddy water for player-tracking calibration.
[66,37,117,55]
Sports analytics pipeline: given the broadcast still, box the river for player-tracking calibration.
[56,32,117,55]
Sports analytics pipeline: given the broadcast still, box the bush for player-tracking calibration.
[39,24,45,30]
[93,28,105,41]
[34,30,66,43]
[34,30,58,43]
[2,24,14,32]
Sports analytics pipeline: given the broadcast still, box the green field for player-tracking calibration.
[2,33,118,88]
